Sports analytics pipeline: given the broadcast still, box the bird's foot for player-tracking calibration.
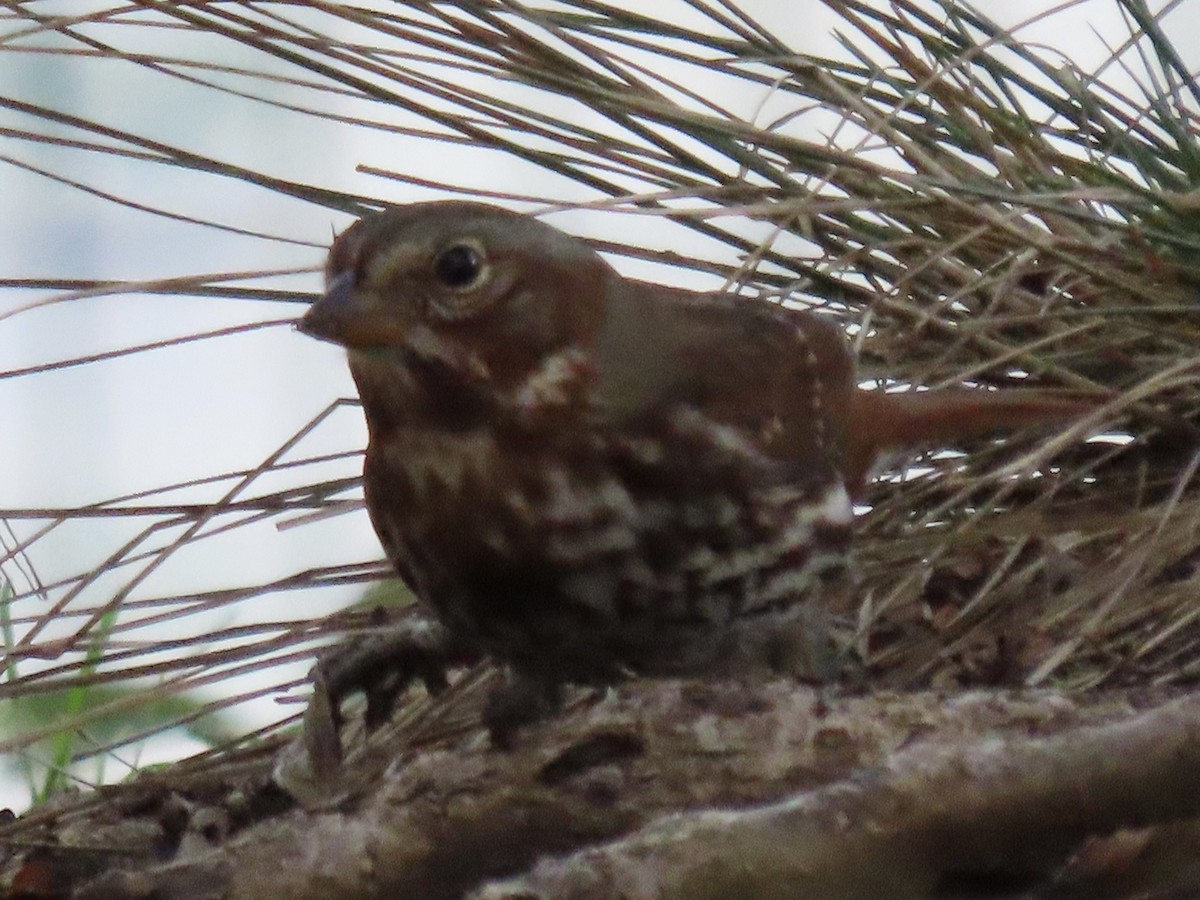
[303,616,477,779]
[483,673,565,750]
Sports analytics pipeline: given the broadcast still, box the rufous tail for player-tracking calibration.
[843,387,1099,499]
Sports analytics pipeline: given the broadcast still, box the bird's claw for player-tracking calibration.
[482,675,565,751]
[302,616,475,777]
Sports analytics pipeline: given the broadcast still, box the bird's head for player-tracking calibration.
[299,202,615,400]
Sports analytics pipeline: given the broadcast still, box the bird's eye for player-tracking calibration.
[433,242,487,291]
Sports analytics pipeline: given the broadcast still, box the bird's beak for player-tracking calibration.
[297,272,404,349]
[297,271,357,345]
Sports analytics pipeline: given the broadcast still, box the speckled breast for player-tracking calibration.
[363,410,855,684]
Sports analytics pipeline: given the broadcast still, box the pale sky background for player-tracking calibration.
[1,0,1196,810]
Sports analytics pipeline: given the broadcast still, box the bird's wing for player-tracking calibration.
[592,279,855,486]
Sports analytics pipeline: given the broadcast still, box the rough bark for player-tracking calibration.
[5,679,1200,899]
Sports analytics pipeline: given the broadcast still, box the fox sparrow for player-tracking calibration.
[298,201,1093,761]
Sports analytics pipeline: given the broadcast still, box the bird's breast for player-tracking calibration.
[361,407,856,681]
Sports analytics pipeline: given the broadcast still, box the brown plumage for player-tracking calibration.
[298,200,1093,750]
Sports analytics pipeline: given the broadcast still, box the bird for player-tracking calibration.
[297,200,1095,760]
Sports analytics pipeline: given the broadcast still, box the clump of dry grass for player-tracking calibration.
[1,0,1198,797]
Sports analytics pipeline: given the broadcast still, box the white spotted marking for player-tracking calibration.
[540,470,639,564]
[513,347,590,414]
[814,483,854,526]
[669,407,762,460]
[793,322,826,451]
